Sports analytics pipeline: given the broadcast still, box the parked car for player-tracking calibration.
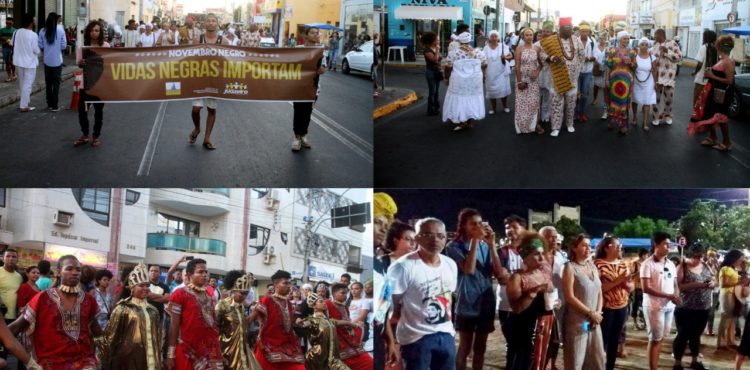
[730,71,750,118]
[259,37,276,48]
[342,40,374,79]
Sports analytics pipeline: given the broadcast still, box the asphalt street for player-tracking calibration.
[375,66,750,188]
[0,69,372,187]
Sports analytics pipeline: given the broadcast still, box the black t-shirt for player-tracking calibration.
[424,49,442,72]
[147,281,170,318]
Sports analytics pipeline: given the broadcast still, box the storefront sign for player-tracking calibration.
[15,247,44,268]
[50,230,99,244]
[44,244,108,268]
[679,8,695,26]
[640,15,654,24]
[291,264,338,282]
[630,14,639,26]
[83,45,322,103]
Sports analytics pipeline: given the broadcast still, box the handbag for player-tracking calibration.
[593,62,603,77]
[713,87,727,104]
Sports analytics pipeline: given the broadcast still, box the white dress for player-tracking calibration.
[632,55,656,105]
[443,46,487,124]
[483,44,511,99]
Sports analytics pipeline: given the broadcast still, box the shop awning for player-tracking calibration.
[395,6,463,20]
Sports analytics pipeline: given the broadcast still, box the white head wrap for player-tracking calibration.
[617,30,629,40]
[489,30,500,39]
[639,37,650,46]
[457,31,471,44]
[450,34,457,41]
[138,24,145,31]
[228,27,236,36]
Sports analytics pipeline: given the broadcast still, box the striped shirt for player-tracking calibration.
[595,259,631,309]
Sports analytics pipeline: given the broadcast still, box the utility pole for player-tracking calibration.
[495,0,500,33]
[302,189,314,283]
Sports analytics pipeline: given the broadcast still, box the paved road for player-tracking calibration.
[478,314,743,370]
[0,70,373,187]
[375,67,750,188]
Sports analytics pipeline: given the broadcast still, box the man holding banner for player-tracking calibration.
[189,13,228,151]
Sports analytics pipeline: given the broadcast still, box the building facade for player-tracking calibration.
[0,188,372,291]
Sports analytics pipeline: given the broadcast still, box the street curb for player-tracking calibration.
[0,70,76,109]
[373,90,418,120]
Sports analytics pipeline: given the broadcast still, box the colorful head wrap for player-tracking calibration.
[519,236,545,259]
[373,193,397,222]
[542,20,555,31]
[559,17,572,27]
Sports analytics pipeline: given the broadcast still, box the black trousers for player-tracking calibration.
[44,64,62,109]
[293,101,314,136]
[374,321,384,370]
[601,306,628,370]
[78,90,104,137]
[673,308,710,360]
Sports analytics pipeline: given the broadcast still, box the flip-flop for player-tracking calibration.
[189,130,200,144]
[73,136,90,147]
[203,142,217,150]
[712,143,731,152]
[701,138,715,146]
[91,138,102,147]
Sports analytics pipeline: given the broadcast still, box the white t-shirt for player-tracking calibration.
[349,297,373,323]
[496,246,523,312]
[694,44,707,85]
[580,37,595,73]
[139,32,157,47]
[390,250,457,345]
[640,256,677,310]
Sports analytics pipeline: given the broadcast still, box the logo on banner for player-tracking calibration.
[165,82,181,96]
[224,82,249,95]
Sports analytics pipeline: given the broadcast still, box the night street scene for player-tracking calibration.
[373,189,750,370]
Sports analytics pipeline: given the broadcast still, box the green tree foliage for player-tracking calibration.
[677,200,728,249]
[555,216,586,249]
[613,216,674,238]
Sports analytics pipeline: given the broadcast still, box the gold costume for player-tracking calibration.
[297,314,351,370]
[216,297,262,370]
[99,297,162,370]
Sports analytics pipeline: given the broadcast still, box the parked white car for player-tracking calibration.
[342,40,373,78]
[259,37,276,48]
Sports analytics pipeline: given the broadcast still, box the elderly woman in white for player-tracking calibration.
[631,37,657,131]
[443,31,487,131]
[483,30,513,115]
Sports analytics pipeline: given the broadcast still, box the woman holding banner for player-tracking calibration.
[291,26,326,152]
[74,20,109,147]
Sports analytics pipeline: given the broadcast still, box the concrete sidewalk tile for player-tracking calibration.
[373,89,417,120]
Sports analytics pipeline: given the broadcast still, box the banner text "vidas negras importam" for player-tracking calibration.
[109,61,304,81]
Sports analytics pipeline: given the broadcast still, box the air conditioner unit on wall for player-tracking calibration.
[53,211,73,227]
[265,195,279,210]
[263,254,272,264]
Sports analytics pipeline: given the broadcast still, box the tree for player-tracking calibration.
[613,216,674,238]
[532,220,554,231]
[555,216,586,249]
[676,200,728,249]
[721,206,750,249]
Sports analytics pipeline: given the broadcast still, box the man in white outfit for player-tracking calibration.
[122,19,139,48]
[11,14,39,112]
[534,20,555,127]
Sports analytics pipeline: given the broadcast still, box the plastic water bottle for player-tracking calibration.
[582,321,590,332]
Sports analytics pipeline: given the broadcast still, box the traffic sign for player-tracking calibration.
[728,12,737,24]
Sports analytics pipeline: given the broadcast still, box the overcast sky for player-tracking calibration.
[531,0,628,24]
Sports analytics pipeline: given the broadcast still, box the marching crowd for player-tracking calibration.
[0,250,374,370]
[417,17,737,151]
[372,192,750,370]
[0,12,328,152]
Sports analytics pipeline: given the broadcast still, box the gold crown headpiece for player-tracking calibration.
[233,273,254,291]
[128,263,150,288]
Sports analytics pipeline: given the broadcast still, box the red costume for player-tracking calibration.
[326,300,373,370]
[254,295,305,370]
[23,288,99,370]
[169,286,223,370]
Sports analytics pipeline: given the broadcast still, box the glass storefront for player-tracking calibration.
[343,1,373,53]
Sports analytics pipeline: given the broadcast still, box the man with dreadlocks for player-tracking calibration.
[99,263,162,370]
[248,270,305,370]
[216,270,261,370]
[327,283,373,370]
[165,258,223,370]
[9,255,101,370]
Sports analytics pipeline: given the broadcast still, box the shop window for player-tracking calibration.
[125,190,140,205]
[0,188,5,207]
[157,213,200,236]
[72,188,111,226]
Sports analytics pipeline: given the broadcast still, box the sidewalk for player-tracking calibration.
[0,53,78,109]
[373,86,417,120]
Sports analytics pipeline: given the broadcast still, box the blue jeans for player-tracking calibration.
[576,72,593,115]
[328,48,338,69]
[425,68,441,114]
[401,332,456,370]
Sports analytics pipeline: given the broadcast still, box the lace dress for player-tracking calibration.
[514,45,540,133]
[442,45,487,124]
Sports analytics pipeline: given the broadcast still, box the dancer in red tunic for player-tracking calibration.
[248,270,305,370]
[8,255,99,370]
[327,283,373,370]
[165,258,223,370]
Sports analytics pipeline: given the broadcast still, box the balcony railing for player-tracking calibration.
[147,233,226,256]
[192,188,230,197]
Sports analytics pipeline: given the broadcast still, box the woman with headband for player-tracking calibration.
[689,35,736,152]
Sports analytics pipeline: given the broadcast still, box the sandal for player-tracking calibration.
[712,143,731,152]
[536,126,545,135]
[73,136,90,147]
[203,142,217,150]
[91,138,102,147]
[701,138,715,146]
[189,129,200,144]
[643,125,650,131]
